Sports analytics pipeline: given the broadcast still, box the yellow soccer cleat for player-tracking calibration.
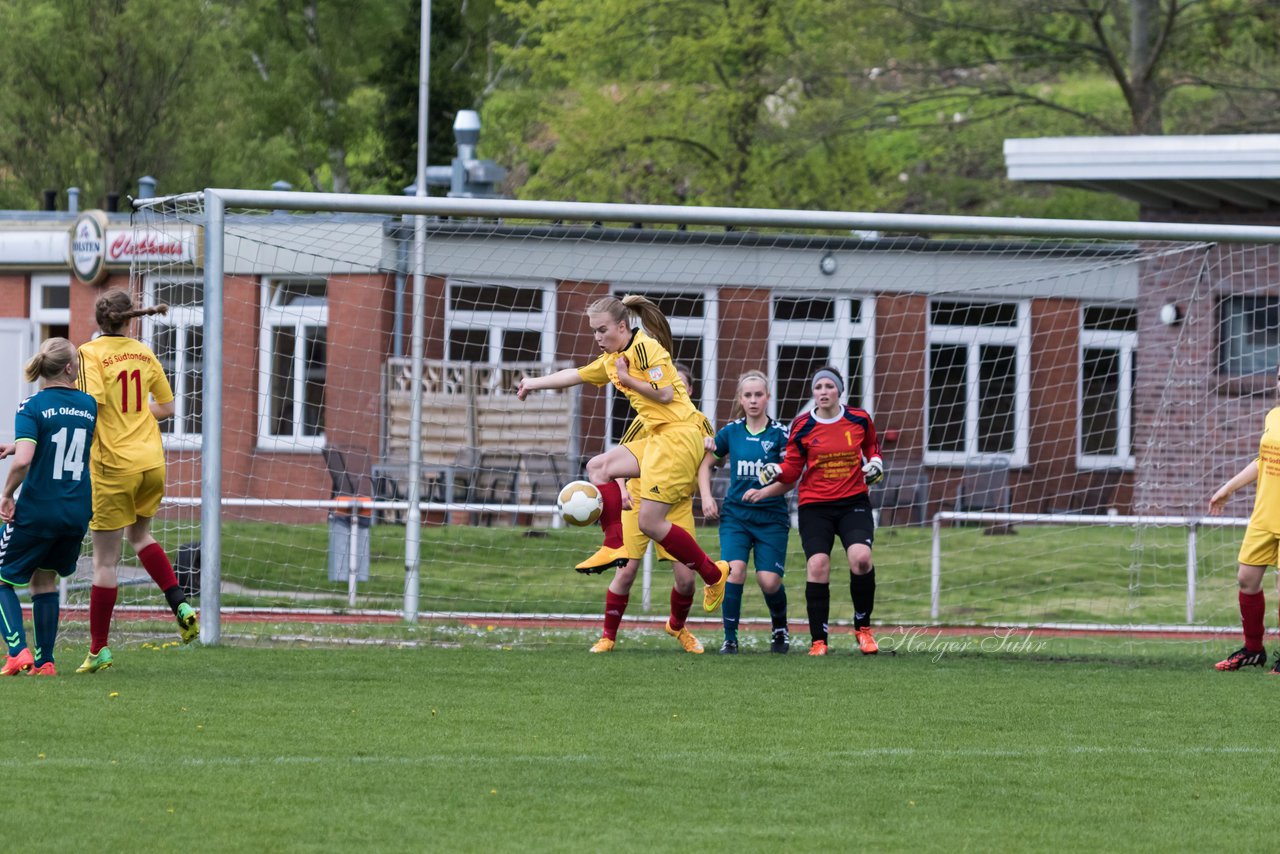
[76,647,113,674]
[702,560,730,613]
[177,602,199,644]
[589,637,616,654]
[575,544,630,574]
[665,621,704,654]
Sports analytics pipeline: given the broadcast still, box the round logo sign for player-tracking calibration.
[69,210,109,285]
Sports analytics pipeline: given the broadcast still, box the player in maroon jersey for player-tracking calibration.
[743,367,884,656]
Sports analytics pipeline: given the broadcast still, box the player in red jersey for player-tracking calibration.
[744,367,884,656]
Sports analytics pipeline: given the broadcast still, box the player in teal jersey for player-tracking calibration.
[701,371,792,653]
[0,338,97,676]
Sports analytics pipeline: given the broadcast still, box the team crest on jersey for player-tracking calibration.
[647,367,663,382]
[761,440,775,453]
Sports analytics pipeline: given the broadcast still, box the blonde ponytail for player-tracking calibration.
[24,337,76,383]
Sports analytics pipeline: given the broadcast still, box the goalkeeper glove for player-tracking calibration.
[862,458,885,486]
[758,462,782,486]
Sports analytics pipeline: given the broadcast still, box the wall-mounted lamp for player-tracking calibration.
[819,253,837,276]
[1158,303,1184,326]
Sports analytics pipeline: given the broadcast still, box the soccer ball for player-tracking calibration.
[557,480,603,527]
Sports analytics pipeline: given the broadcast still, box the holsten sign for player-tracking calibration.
[68,210,201,285]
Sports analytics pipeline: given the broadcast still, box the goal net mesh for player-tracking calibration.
[107,191,1272,650]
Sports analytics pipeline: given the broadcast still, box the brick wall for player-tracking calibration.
[1134,208,1280,518]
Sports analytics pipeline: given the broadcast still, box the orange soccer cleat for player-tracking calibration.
[589,637,616,654]
[807,640,829,657]
[1,647,34,676]
[30,662,57,677]
[855,627,879,655]
[1215,646,1266,671]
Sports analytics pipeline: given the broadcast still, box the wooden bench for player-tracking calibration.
[379,359,579,524]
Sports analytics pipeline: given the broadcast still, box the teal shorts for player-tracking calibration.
[0,523,84,586]
[718,514,789,576]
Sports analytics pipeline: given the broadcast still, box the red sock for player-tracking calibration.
[138,542,179,592]
[596,481,624,548]
[658,526,719,583]
[603,590,629,640]
[1241,590,1266,652]
[89,585,118,654]
[669,587,694,631]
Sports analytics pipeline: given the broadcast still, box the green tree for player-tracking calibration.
[871,0,1280,135]
[235,0,406,193]
[372,0,508,194]
[0,0,236,208]
[487,0,885,209]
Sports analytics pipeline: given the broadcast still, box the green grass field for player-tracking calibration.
[125,519,1246,629]
[5,638,1277,852]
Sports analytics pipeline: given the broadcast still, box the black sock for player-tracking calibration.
[805,581,829,642]
[163,584,187,615]
[763,585,788,632]
[851,567,876,629]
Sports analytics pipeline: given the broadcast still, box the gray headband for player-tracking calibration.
[812,369,844,395]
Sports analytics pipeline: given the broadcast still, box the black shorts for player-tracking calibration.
[797,493,874,559]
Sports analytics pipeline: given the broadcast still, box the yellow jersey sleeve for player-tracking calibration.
[577,353,612,388]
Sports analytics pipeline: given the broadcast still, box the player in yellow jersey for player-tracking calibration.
[1210,371,1280,673]
[518,295,730,611]
[586,365,714,654]
[75,290,198,673]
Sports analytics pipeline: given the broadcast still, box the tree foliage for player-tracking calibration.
[0,0,1273,216]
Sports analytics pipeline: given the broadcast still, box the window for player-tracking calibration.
[925,300,1029,466]
[30,275,70,342]
[1220,296,1280,376]
[259,279,327,450]
[769,296,873,425]
[145,278,204,446]
[607,289,718,445]
[445,279,555,366]
[1079,305,1136,469]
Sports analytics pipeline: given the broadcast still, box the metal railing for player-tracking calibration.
[930,512,1250,624]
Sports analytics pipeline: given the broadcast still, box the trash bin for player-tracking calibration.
[327,510,371,582]
[176,541,201,597]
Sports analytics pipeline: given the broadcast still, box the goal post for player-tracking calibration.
[125,189,1280,649]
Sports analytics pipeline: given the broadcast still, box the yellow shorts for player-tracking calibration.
[624,423,703,507]
[1238,524,1280,568]
[90,466,166,531]
[622,478,695,561]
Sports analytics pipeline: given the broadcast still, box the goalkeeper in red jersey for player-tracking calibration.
[744,367,883,656]
[1209,368,1280,673]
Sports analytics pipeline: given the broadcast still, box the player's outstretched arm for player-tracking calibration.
[517,368,583,400]
[1209,459,1259,515]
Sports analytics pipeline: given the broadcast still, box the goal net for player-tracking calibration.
[114,190,1279,650]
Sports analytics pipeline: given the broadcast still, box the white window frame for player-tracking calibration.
[604,287,718,447]
[443,278,557,367]
[143,276,204,450]
[924,300,1030,467]
[257,278,328,452]
[1077,321,1136,471]
[768,295,875,419]
[30,274,71,339]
